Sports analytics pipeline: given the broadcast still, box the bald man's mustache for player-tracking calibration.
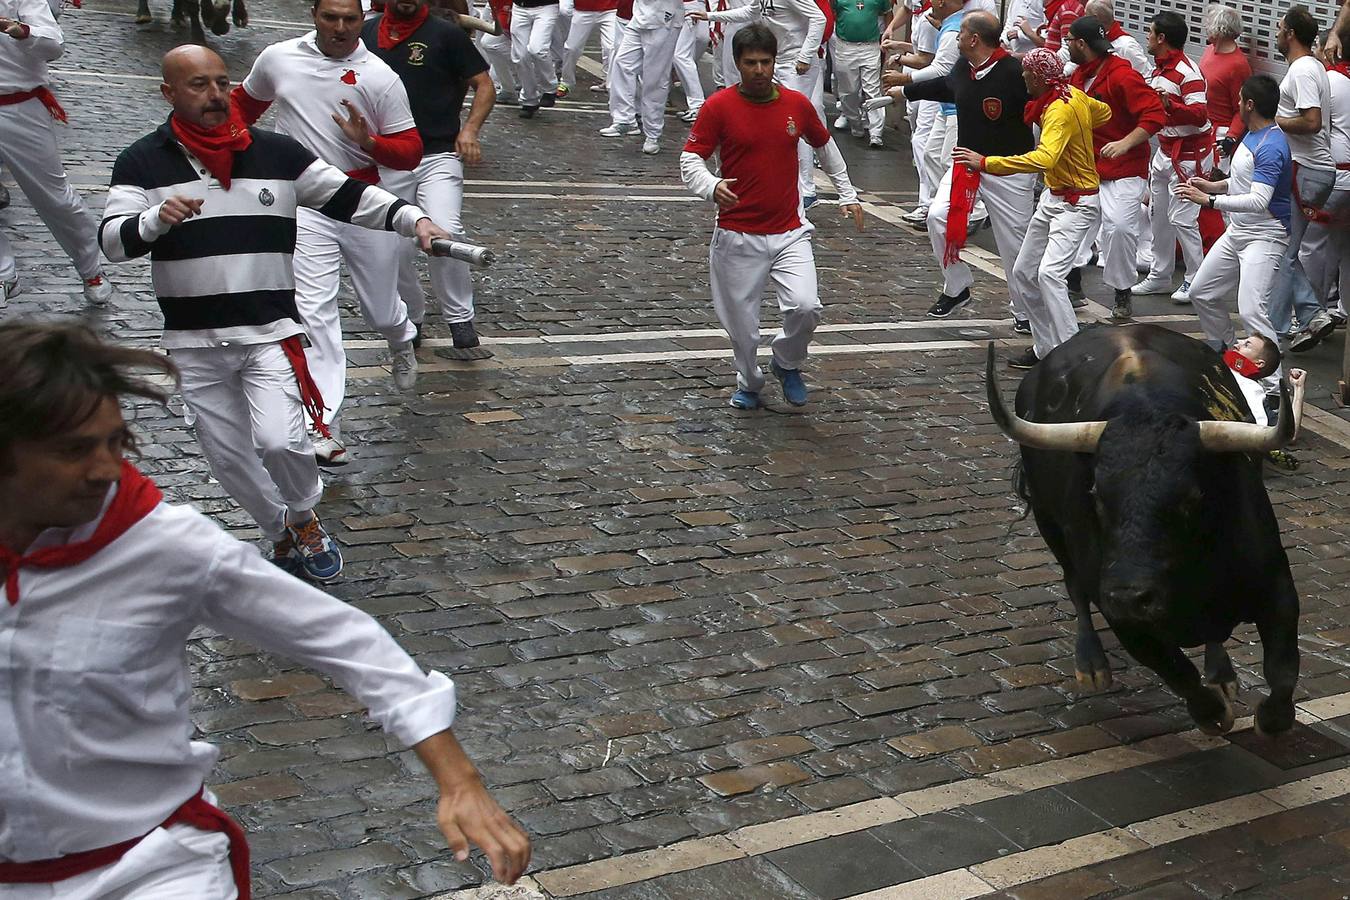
[203,101,228,112]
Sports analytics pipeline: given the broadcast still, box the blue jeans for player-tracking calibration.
[1266,164,1336,334]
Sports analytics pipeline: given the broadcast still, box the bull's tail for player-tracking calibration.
[1006,458,1032,533]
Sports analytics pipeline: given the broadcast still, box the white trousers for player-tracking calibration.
[673,11,708,111]
[926,167,1034,316]
[1188,225,1287,348]
[0,825,235,900]
[921,114,957,211]
[381,153,475,324]
[511,4,561,105]
[174,342,323,540]
[709,225,820,392]
[712,23,744,87]
[478,23,518,98]
[1300,187,1350,303]
[0,98,101,282]
[776,58,824,199]
[831,38,883,140]
[1013,192,1098,358]
[1145,148,1204,281]
[560,9,617,87]
[909,98,939,206]
[293,207,415,425]
[1072,175,1146,291]
[609,23,680,138]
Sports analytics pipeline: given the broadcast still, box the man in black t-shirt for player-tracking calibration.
[364,0,496,350]
[892,11,1038,325]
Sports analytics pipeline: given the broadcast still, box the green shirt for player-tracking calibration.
[831,0,889,43]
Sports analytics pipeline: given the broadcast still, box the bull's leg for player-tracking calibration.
[232,0,247,27]
[1253,578,1300,735]
[1073,602,1112,692]
[135,0,152,24]
[1204,641,1238,700]
[170,0,187,28]
[207,0,231,35]
[1118,630,1233,735]
[186,0,206,44]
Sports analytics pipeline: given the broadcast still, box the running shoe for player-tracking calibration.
[1170,280,1192,304]
[390,342,418,390]
[288,516,343,582]
[771,361,808,406]
[83,272,113,306]
[450,320,480,349]
[927,288,970,318]
[271,533,307,578]
[729,389,760,409]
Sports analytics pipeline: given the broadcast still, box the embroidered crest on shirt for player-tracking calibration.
[407,42,427,64]
[341,69,358,85]
[982,98,1001,120]
[258,188,275,206]
[786,115,798,137]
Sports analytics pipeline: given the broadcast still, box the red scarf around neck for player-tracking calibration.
[170,112,252,190]
[1329,62,1350,78]
[0,461,162,605]
[377,3,430,49]
[1023,82,1071,126]
[1105,21,1126,40]
[969,47,1010,78]
[1072,53,1108,86]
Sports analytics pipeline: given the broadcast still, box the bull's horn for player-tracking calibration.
[984,343,1107,452]
[1196,377,1294,453]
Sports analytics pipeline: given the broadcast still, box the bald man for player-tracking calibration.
[99,46,452,583]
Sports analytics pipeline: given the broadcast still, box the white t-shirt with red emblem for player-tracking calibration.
[241,33,416,173]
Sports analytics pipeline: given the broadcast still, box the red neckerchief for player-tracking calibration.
[1329,62,1350,78]
[378,3,430,49]
[1023,82,1071,126]
[0,461,162,605]
[1105,21,1126,41]
[944,164,981,263]
[170,112,252,190]
[1070,53,1108,89]
[969,47,1010,78]
[1223,349,1263,379]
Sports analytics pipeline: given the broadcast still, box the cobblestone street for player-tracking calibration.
[10,2,1350,895]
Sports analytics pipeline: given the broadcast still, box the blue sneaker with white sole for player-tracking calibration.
[771,362,808,406]
[729,389,760,409]
[802,194,818,210]
[288,515,343,582]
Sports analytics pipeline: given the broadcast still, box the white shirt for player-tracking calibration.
[1278,55,1335,171]
[0,0,62,93]
[0,493,455,862]
[631,0,682,29]
[1001,0,1042,54]
[909,10,959,84]
[1218,128,1287,235]
[1112,32,1151,78]
[708,0,826,66]
[1327,67,1350,190]
[241,33,416,172]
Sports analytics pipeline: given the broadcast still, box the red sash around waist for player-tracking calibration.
[0,789,250,897]
[1050,186,1099,205]
[0,87,67,123]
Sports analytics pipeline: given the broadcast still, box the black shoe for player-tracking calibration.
[1013,317,1032,335]
[519,105,538,118]
[412,321,424,349]
[1007,348,1039,369]
[1067,267,1085,301]
[927,288,971,318]
[0,184,9,210]
[449,320,480,349]
[539,92,557,108]
[1111,289,1132,320]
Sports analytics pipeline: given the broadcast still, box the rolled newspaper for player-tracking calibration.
[428,239,496,266]
[456,13,502,34]
[863,96,894,112]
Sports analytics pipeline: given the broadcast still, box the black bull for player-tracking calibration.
[986,325,1299,736]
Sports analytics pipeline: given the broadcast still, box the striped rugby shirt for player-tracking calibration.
[1149,48,1210,151]
[99,120,427,350]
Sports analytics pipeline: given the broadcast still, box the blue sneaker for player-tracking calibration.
[771,362,808,406]
[802,194,818,210]
[271,534,307,579]
[288,516,343,582]
[729,389,760,409]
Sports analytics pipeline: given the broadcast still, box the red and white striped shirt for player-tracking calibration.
[1149,48,1210,149]
[1040,0,1083,57]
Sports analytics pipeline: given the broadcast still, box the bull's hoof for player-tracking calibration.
[171,12,186,27]
[233,8,248,25]
[1255,698,1295,736]
[1074,666,1112,693]
[1190,685,1235,735]
[135,12,152,23]
[209,7,230,33]
[1207,678,1238,701]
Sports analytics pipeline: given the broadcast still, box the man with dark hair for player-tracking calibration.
[1066,14,1164,318]
[101,46,451,582]
[1132,10,1210,304]
[0,320,529,896]
[1266,3,1339,350]
[955,48,1111,369]
[362,0,496,351]
[234,0,428,464]
[1176,73,1292,388]
[681,23,862,409]
[887,11,1037,322]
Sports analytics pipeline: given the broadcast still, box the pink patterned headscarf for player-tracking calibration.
[1022,48,1069,96]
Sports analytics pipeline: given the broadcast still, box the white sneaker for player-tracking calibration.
[1132,276,1172,296]
[833,114,849,130]
[83,272,113,306]
[599,122,639,137]
[642,138,660,155]
[589,83,607,93]
[310,429,348,466]
[901,206,929,225]
[1170,280,1192,304]
[678,108,699,122]
[390,342,418,391]
[868,136,884,149]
